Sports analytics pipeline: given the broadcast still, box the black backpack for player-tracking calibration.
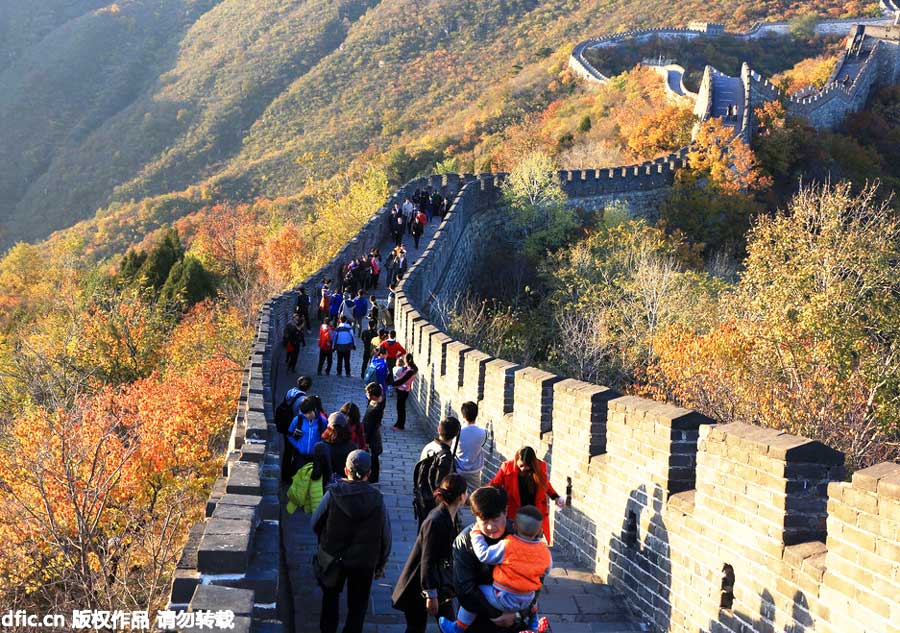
[275,391,304,434]
[412,437,459,522]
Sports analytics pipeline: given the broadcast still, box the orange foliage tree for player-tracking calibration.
[0,301,243,611]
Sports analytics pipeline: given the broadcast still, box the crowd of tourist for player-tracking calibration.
[277,186,562,633]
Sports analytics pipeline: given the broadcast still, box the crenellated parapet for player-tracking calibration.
[571,11,900,139]
[393,176,900,633]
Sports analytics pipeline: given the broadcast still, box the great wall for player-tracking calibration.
[570,2,900,142]
[166,5,900,633]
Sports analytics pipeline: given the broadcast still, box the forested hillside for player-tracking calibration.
[0,0,875,252]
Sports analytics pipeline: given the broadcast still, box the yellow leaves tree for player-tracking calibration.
[0,350,242,612]
[647,182,900,470]
[259,221,306,290]
[623,104,694,158]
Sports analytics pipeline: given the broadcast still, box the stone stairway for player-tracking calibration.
[277,219,646,633]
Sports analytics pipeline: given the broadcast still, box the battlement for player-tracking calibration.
[393,177,900,633]
[571,12,900,136]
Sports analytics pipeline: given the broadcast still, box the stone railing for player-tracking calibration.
[393,177,900,633]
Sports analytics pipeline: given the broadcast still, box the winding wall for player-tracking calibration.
[570,13,900,138]
[393,178,900,633]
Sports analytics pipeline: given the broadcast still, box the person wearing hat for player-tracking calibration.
[312,449,392,633]
[312,412,357,490]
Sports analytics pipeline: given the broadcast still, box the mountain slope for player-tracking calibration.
[0,0,876,250]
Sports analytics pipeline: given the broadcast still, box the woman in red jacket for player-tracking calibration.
[489,446,565,544]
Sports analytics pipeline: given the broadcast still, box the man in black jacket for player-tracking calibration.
[312,450,392,633]
[452,487,532,632]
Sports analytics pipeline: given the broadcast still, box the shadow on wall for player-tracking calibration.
[607,485,672,632]
[707,588,815,633]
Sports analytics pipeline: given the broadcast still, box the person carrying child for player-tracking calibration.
[439,505,551,633]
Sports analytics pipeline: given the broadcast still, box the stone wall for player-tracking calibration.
[571,12,900,137]
[395,179,900,633]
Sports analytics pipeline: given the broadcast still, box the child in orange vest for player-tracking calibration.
[439,506,551,632]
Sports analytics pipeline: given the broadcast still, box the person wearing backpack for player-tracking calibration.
[286,398,328,475]
[278,377,313,484]
[318,318,335,376]
[362,382,386,484]
[413,417,462,527]
[333,316,356,377]
[312,412,357,492]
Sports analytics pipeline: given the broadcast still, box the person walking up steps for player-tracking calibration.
[283,312,303,373]
[296,286,312,333]
[391,353,417,431]
[340,402,368,451]
[364,345,389,395]
[490,447,565,545]
[352,290,368,336]
[411,208,425,249]
[312,450,392,633]
[413,417,461,527]
[279,376,312,484]
[360,319,378,379]
[312,412,357,491]
[455,401,487,492]
[392,474,469,632]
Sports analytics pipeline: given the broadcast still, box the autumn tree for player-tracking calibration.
[648,182,900,469]
[501,151,575,257]
[543,219,719,388]
[662,118,768,254]
[623,104,694,158]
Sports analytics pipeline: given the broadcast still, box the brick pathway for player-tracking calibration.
[278,220,644,633]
